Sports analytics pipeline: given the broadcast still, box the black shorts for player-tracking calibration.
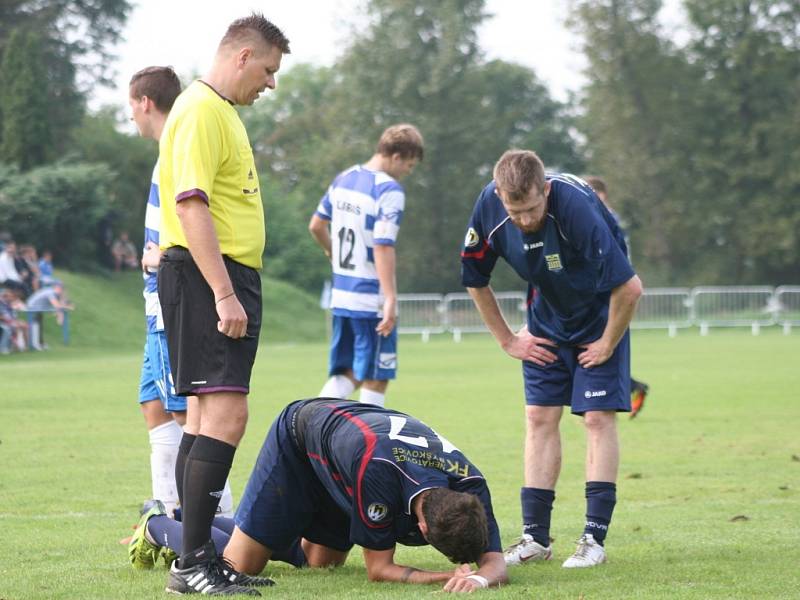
[158,246,261,396]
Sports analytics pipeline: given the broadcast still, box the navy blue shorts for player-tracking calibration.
[523,331,631,415]
[329,315,397,381]
[234,401,353,553]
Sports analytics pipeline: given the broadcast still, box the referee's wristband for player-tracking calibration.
[215,291,236,305]
[466,574,489,589]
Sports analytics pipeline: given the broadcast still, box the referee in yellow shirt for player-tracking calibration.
[157,13,290,595]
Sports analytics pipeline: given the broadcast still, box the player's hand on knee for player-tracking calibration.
[216,295,248,338]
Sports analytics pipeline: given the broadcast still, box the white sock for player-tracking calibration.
[217,479,234,517]
[359,388,385,407]
[319,375,356,399]
[149,419,183,517]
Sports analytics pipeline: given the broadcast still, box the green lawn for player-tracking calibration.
[1,328,799,599]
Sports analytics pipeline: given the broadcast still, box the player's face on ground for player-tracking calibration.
[128,95,151,138]
[386,155,419,180]
[498,184,549,233]
[236,42,283,105]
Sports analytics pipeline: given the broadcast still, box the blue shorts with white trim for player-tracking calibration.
[138,330,187,412]
[522,331,631,415]
[329,315,397,381]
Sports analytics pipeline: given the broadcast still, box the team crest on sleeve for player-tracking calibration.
[367,503,389,522]
[464,227,479,248]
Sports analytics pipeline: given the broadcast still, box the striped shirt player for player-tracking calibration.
[461,150,643,569]
[309,124,424,407]
[139,162,186,413]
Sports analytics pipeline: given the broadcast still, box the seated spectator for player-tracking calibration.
[26,283,73,350]
[38,250,58,286]
[0,288,29,353]
[17,244,40,293]
[0,241,30,297]
[111,232,139,272]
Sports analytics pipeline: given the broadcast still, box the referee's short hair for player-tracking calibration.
[221,12,291,55]
[129,66,181,113]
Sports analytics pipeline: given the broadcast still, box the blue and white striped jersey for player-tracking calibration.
[143,162,163,333]
[315,166,405,318]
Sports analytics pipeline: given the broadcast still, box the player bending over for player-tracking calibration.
[129,398,508,595]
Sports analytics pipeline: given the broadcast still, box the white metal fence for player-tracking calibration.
[394,286,800,338]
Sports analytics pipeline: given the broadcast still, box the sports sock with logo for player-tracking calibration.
[175,432,197,507]
[149,419,183,517]
[147,515,230,556]
[180,435,236,557]
[584,481,616,545]
[521,487,555,547]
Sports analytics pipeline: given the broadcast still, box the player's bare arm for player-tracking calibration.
[175,196,247,338]
[373,244,397,336]
[578,274,643,368]
[467,286,557,366]
[308,213,332,258]
[443,551,508,593]
[362,546,466,586]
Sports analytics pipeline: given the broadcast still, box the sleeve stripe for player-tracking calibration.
[176,188,209,205]
[461,240,491,260]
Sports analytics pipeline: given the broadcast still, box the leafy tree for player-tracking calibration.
[70,108,158,250]
[246,0,583,293]
[0,28,52,169]
[0,161,117,269]
[682,0,800,283]
[0,0,132,164]
[571,0,800,285]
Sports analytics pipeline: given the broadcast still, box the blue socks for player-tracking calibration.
[521,487,555,547]
[584,481,616,545]
[147,515,231,556]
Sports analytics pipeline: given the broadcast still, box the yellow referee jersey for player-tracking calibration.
[159,80,265,269]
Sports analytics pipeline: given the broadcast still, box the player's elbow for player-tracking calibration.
[626,275,643,301]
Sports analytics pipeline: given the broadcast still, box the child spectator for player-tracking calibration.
[38,250,57,286]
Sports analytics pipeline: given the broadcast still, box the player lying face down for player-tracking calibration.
[144,399,509,593]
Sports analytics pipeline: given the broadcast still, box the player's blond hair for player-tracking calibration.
[493,149,546,201]
[376,124,425,160]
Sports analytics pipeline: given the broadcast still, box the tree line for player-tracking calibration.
[0,0,797,289]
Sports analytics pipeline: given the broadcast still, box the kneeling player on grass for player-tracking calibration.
[130,398,508,594]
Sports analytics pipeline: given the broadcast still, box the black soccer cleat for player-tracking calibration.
[222,568,276,588]
[166,541,261,596]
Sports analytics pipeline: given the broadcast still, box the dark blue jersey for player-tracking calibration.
[300,400,502,552]
[461,174,635,344]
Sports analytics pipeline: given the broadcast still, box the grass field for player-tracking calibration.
[1,326,799,599]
